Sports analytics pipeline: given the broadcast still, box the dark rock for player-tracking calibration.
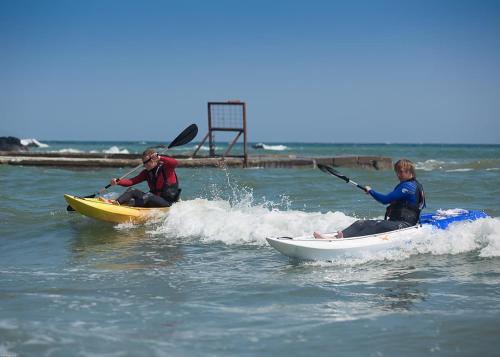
[0,136,28,152]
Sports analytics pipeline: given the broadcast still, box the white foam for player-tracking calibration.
[57,148,84,153]
[404,218,500,257]
[285,218,500,266]
[435,208,468,217]
[446,168,473,172]
[192,145,210,151]
[102,146,129,154]
[415,159,447,171]
[20,138,49,147]
[151,198,356,245]
[263,144,287,151]
[150,193,500,262]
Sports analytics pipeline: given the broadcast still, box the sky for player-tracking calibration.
[1,0,499,143]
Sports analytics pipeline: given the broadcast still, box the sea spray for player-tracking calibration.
[150,167,355,244]
[150,198,355,245]
[303,218,500,267]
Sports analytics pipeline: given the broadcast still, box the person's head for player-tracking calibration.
[394,159,416,181]
[142,148,160,170]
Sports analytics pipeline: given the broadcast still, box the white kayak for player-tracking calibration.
[266,209,489,261]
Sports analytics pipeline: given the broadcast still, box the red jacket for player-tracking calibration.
[118,156,178,195]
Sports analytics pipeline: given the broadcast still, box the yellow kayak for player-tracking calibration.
[64,194,170,224]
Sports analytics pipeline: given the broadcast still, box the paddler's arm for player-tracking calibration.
[110,171,147,187]
[367,185,407,205]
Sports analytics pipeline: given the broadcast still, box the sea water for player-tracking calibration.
[0,143,499,356]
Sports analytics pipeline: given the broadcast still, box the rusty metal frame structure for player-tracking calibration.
[193,101,248,166]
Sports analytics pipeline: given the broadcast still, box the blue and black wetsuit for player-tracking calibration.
[342,179,425,238]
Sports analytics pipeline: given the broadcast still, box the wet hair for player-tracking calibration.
[394,159,416,178]
[142,148,157,159]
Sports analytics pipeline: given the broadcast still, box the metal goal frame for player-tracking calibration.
[193,101,248,165]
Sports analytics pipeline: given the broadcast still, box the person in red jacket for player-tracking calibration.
[109,148,181,207]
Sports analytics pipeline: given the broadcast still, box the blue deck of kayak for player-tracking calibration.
[420,210,488,229]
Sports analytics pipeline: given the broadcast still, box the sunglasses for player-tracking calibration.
[142,157,153,165]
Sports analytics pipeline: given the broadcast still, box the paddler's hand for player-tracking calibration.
[365,186,372,193]
[110,178,119,186]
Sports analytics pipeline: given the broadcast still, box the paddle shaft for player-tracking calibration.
[317,164,368,193]
[344,178,367,192]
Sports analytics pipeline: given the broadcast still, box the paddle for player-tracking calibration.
[66,124,198,211]
[317,163,368,193]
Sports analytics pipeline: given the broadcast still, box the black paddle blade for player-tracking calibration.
[317,163,333,174]
[168,124,198,149]
[317,163,349,183]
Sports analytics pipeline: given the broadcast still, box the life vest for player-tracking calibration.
[146,162,181,203]
[384,179,426,225]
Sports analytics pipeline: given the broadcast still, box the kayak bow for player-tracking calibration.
[64,194,170,224]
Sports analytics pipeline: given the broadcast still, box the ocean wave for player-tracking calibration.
[263,144,288,151]
[20,138,49,148]
[57,148,84,153]
[149,191,500,263]
[417,159,500,172]
[102,146,129,154]
[415,159,448,171]
[445,168,474,172]
[253,143,288,151]
[192,145,210,151]
[150,198,355,244]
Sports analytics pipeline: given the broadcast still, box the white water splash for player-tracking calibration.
[20,138,49,148]
[192,145,210,151]
[143,166,500,262]
[415,159,447,171]
[150,191,500,262]
[151,198,355,244]
[89,146,130,154]
[253,143,288,151]
[102,146,129,154]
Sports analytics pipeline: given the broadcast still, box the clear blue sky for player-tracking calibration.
[1,0,499,143]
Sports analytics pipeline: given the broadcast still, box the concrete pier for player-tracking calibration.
[0,151,393,170]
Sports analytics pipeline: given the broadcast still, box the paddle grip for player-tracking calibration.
[358,184,368,192]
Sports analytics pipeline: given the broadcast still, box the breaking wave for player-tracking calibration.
[20,138,49,148]
[99,146,129,154]
[416,159,500,172]
[148,190,500,262]
[253,143,288,151]
[57,148,84,153]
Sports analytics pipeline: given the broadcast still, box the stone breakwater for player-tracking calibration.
[0,151,392,170]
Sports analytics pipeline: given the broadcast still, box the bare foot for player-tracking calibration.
[313,231,343,239]
[98,197,119,205]
[313,231,326,239]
